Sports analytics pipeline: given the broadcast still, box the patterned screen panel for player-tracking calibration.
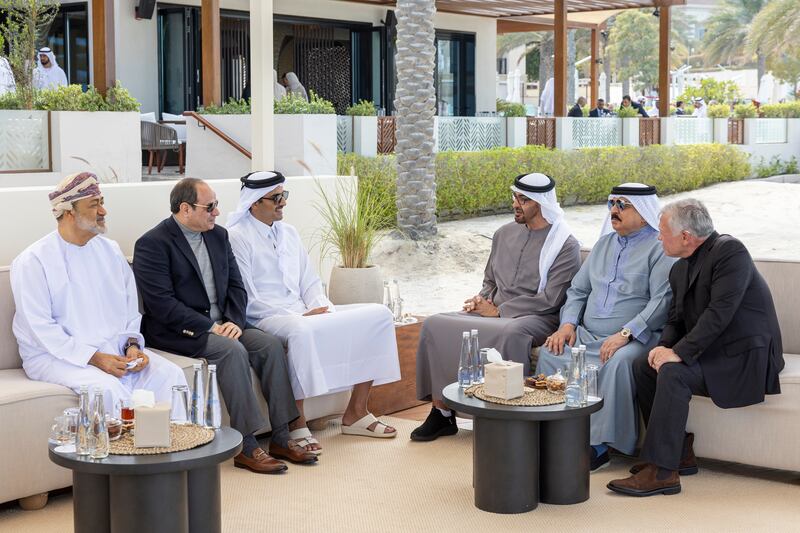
[639,118,661,146]
[752,119,788,144]
[674,118,713,145]
[337,116,353,153]
[571,118,621,148]
[526,118,556,148]
[0,111,50,172]
[437,117,505,152]
[377,117,397,154]
[728,118,744,145]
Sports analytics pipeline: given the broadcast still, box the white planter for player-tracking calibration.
[327,265,384,305]
[185,114,251,181]
[50,111,141,182]
[621,118,640,147]
[506,117,527,148]
[660,117,675,146]
[352,116,377,157]
[712,118,730,144]
[274,114,337,176]
[555,117,573,150]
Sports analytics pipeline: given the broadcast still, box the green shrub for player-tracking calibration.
[707,104,731,119]
[339,144,751,223]
[759,102,800,118]
[734,103,758,119]
[198,98,251,115]
[105,81,141,112]
[496,99,526,117]
[346,100,377,116]
[617,106,639,118]
[754,156,799,178]
[274,90,335,114]
[0,90,22,110]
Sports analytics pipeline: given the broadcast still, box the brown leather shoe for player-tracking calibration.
[630,433,698,476]
[269,440,319,465]
[608,464,681,497]
[234,448,287,474]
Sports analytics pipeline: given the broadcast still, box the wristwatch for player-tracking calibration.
[620,328,632,339]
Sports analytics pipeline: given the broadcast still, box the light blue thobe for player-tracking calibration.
[536,226,675,454]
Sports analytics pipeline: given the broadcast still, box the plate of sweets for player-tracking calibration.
[524,373,548,390]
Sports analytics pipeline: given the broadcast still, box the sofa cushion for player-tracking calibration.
[0,368,75,405]
[0,268,21,371]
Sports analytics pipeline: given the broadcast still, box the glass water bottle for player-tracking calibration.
[458,331,473,388]
[470,329,483,384]
[190,363,205,425]
[204,364,222,429]
[76,385,92,456]
[90,388,109,459]
[565,347,583,408]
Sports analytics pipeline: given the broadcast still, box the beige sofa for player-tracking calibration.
[0,266,349,507]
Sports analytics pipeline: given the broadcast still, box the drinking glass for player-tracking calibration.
[586,364,600,401]
[48,415,71,445]
[62,407,79,441]
[118,399,135,429]
[170,385,190,424]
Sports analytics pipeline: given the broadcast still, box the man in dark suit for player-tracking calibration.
[620,95,649,117]
[133,178,316,474]
[567,96,586,117]
[588,98,609,117]
[608,199,784,497]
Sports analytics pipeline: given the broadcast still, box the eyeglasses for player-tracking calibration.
[607,198,634,211]
[512,193,530,205]
[191,200,219,213]
[263,190,289,203]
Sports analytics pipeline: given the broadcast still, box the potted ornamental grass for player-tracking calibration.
[313,170,394,305]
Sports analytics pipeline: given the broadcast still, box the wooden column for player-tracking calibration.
[201,0,222,107]
[91,0,115,94]
[553,0,568,117]
[590,27,599,107]
[658,5,671,117]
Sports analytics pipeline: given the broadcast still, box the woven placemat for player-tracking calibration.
[465,384,565,407]
[110,424,215,455]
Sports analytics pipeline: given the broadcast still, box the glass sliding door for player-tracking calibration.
[352,27,385,111]
[435,31,475,117]
[158,7,202,115]
[46,3,89,88]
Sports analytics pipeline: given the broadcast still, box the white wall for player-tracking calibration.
[77,0,497,114]
[0,175,355,284]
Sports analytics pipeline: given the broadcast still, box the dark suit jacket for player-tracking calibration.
[132,217,248,356]
[659,232,784,408]
[567,104,584,117]
[589,107,609,117]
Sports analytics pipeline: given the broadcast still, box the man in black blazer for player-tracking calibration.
[609,199,784,497]
[588,98,609,117]
[620,95,649,117]
[133,178,316,474]
[567,96,586,117]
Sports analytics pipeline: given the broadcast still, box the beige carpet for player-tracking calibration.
[1,417,798,533]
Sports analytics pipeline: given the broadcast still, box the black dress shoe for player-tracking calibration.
[591,447,610,471]
[410,407,458,442]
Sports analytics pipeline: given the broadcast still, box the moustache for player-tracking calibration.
[611,215,621,222]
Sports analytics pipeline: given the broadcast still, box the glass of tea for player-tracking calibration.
[118,399,135,429]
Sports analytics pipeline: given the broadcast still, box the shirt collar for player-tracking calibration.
[615,225,654,244]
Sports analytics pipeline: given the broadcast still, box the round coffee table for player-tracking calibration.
[49,426,242,533]
[442,383,603,514]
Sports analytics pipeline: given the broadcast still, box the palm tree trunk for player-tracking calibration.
[756,50,766,94]
[394,0,437,239]
[567,30,576,105]
[539,36,553,108]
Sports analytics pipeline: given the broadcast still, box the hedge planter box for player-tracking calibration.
[621,118,640,147]
[713,118,729,144]
[275,114,337,176]
[51,111,141,182]
[352,116,377,158]
[506,117,527,148]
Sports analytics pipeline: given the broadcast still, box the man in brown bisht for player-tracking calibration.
[412,173,582,441]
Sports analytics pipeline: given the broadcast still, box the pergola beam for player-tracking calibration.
[201,0,222,107]
[590,27,599,106]
[91,0,115,94]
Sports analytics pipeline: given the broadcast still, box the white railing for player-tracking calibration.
[571,117,622,148]
[436,117,506,152]
[336,115,353,153]
[752,118,788,144]
[0,110,50,172]
[673,117,713,145]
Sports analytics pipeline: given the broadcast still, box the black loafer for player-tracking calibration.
[591,447,610,472]
[410,407,458,442]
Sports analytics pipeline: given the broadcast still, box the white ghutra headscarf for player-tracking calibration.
[599,182,661,237]
[510,173,574,293]
[225,171,286,228]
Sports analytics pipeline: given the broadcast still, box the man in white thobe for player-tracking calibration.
[691,98,708,118]
[11,172,187,409]
[33,47,68,90]
[0,56,15,96]
[227,171,401,451]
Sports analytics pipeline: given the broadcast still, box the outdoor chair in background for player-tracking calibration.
[140,121,185,175]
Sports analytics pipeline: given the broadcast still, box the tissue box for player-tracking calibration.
[484,361,524,400]
[134,403,171,448]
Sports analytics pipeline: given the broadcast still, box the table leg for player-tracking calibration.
[540,415,591,504]
[473,417,539,513]
[188,465,222,533]
[109,471,189,533]
[73,472,110,533]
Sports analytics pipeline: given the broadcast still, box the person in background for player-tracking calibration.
[589,98,611,117]
[283,72,308,101]
[568,96,587,117]
[674,101,686,116]
[620,95,648,117]
[33,47,68,89]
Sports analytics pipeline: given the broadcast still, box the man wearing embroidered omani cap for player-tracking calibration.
[412,173,582,441]
[10,172,187,412]
[538,183,675,471]
[227,171,401,453]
